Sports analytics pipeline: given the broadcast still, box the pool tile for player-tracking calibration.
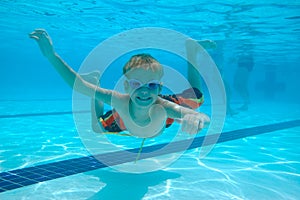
[0,119,299,194]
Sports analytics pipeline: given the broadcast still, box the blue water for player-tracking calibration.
[0,1,300,199]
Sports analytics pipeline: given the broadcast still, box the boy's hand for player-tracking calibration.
[29,29,55,58]
[180,113,210,134]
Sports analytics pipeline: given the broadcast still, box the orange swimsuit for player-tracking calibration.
[99,87,204,132]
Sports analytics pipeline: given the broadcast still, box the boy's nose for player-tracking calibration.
[139,87,149,95]
[141,90,148,95]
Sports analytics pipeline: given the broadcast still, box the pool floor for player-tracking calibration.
[0,101,299,199]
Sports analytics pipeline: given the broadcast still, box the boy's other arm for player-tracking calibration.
[29,29,115,105]
[158,97,210,134]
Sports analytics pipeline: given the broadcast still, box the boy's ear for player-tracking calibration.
[124,80,129,91]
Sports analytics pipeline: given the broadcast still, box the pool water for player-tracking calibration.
[1,0,300,199]
[0,101,299,199]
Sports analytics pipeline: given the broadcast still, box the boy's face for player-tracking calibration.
[124,67,162,107]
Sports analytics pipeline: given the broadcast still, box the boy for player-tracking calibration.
[29,29,210,138]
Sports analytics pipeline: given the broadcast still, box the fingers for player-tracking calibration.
[181,115,200,134]
[30,28,47,35]
[198,120,204,129]
[29,28,54,57]
[29,35,39,40]
[28,29,48,40]
[203,115,210,128]
[180,114,210,135]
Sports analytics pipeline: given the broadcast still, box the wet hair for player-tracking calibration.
[123,53,164,77]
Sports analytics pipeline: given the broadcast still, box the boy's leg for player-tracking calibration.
[186,39,201,91]
[81,71,104,133]
[185,38,217,92]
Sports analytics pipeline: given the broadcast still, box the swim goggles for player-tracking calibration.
[127,79,161,90]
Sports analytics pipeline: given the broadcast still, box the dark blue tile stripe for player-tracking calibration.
[0,119,299,193]
[0,110,89,119]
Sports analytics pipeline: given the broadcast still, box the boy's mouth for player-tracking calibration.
[135,96,153,106]
[137,96,152,101]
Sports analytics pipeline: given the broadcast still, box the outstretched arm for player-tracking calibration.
[158,98,210,134]
[29,29,115,105]
[29,29,77,88]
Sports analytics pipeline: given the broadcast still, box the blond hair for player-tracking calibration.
[123,54,163,77]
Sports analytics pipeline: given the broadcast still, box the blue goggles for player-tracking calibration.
[127,79,161,90]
